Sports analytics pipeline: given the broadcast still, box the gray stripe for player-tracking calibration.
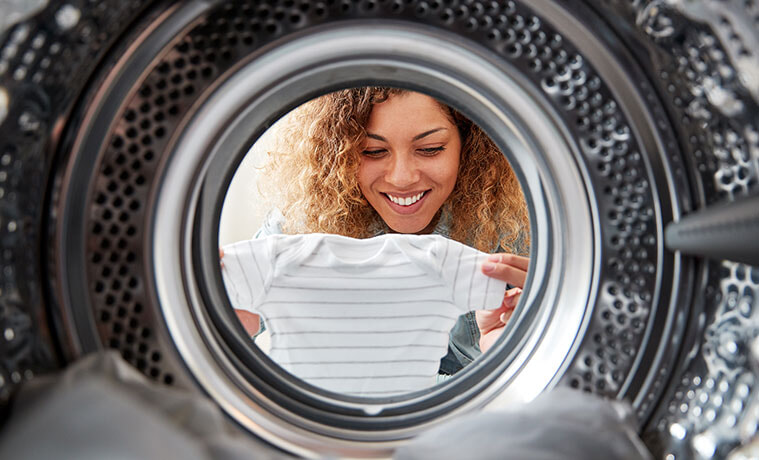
[269,284,441,291]
[272,328,449,335]
[314,239,400,249]
[282,273,426,280]
[310,248,403,257]
[261,299,453,306]
[278,359,438,365]
[300,261,412,269]
[302,374,430,380]
[270,344,441,350]
[246,240,266,286]
[221,264,242,306]
[265,314,458,321]
[232,251,254,305]
[407,240,425,251]
[452,243,463,300]
[440,238,450,276]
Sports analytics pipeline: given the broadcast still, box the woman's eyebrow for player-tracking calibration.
[366,128,447,142]
[412,127,446,141]
[366,133,388,142]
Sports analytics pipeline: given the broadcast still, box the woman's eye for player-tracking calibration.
[418,146,445,155]
[361,149,387,157]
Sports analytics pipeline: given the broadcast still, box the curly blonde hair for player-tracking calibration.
[258,88,529,254]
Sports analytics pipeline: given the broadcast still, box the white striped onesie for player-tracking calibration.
[221,233,507,397]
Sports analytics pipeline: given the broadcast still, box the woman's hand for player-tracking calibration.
[220,247,261,336]
[476,287,521,352]
[476,254,529,352]
[235,309,261,336]
[481,253,528,287]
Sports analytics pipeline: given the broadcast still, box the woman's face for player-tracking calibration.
[358,92,462,234]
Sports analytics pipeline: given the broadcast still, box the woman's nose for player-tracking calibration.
[385,152,420,187]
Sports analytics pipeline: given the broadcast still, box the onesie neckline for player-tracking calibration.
[317,233,395,266]
[278,233,404,273]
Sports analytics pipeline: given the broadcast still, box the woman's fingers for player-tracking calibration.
[219,248,225,267]
[478,262,525,353]
[503,287,522,309]
[488,253,529,270]
[477,289,520,334]
[480,307,516,352]
[481,255,527,288]
[477,289,521,352]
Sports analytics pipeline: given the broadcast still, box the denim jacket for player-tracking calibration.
[252,209,484,376]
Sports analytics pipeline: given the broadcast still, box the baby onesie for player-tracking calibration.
[221,233,507,397]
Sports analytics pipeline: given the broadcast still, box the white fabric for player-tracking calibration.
[221,233,506,397]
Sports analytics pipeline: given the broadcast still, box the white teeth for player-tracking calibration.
[387,192,425,206]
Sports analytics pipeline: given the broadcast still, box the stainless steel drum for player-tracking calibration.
[0,0,757,457]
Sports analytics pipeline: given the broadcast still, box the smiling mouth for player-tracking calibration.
[384,191,428,206]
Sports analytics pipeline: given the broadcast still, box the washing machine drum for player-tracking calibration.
[0,0,758,457]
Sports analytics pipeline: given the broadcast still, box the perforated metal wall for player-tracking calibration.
[0,0,757,457]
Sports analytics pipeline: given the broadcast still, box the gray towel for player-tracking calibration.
[395,388,653,460]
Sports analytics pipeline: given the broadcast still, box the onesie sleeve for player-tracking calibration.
[220,237,273,313]
[439,239,508,313]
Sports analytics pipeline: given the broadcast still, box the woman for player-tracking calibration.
[232,87,529,374]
